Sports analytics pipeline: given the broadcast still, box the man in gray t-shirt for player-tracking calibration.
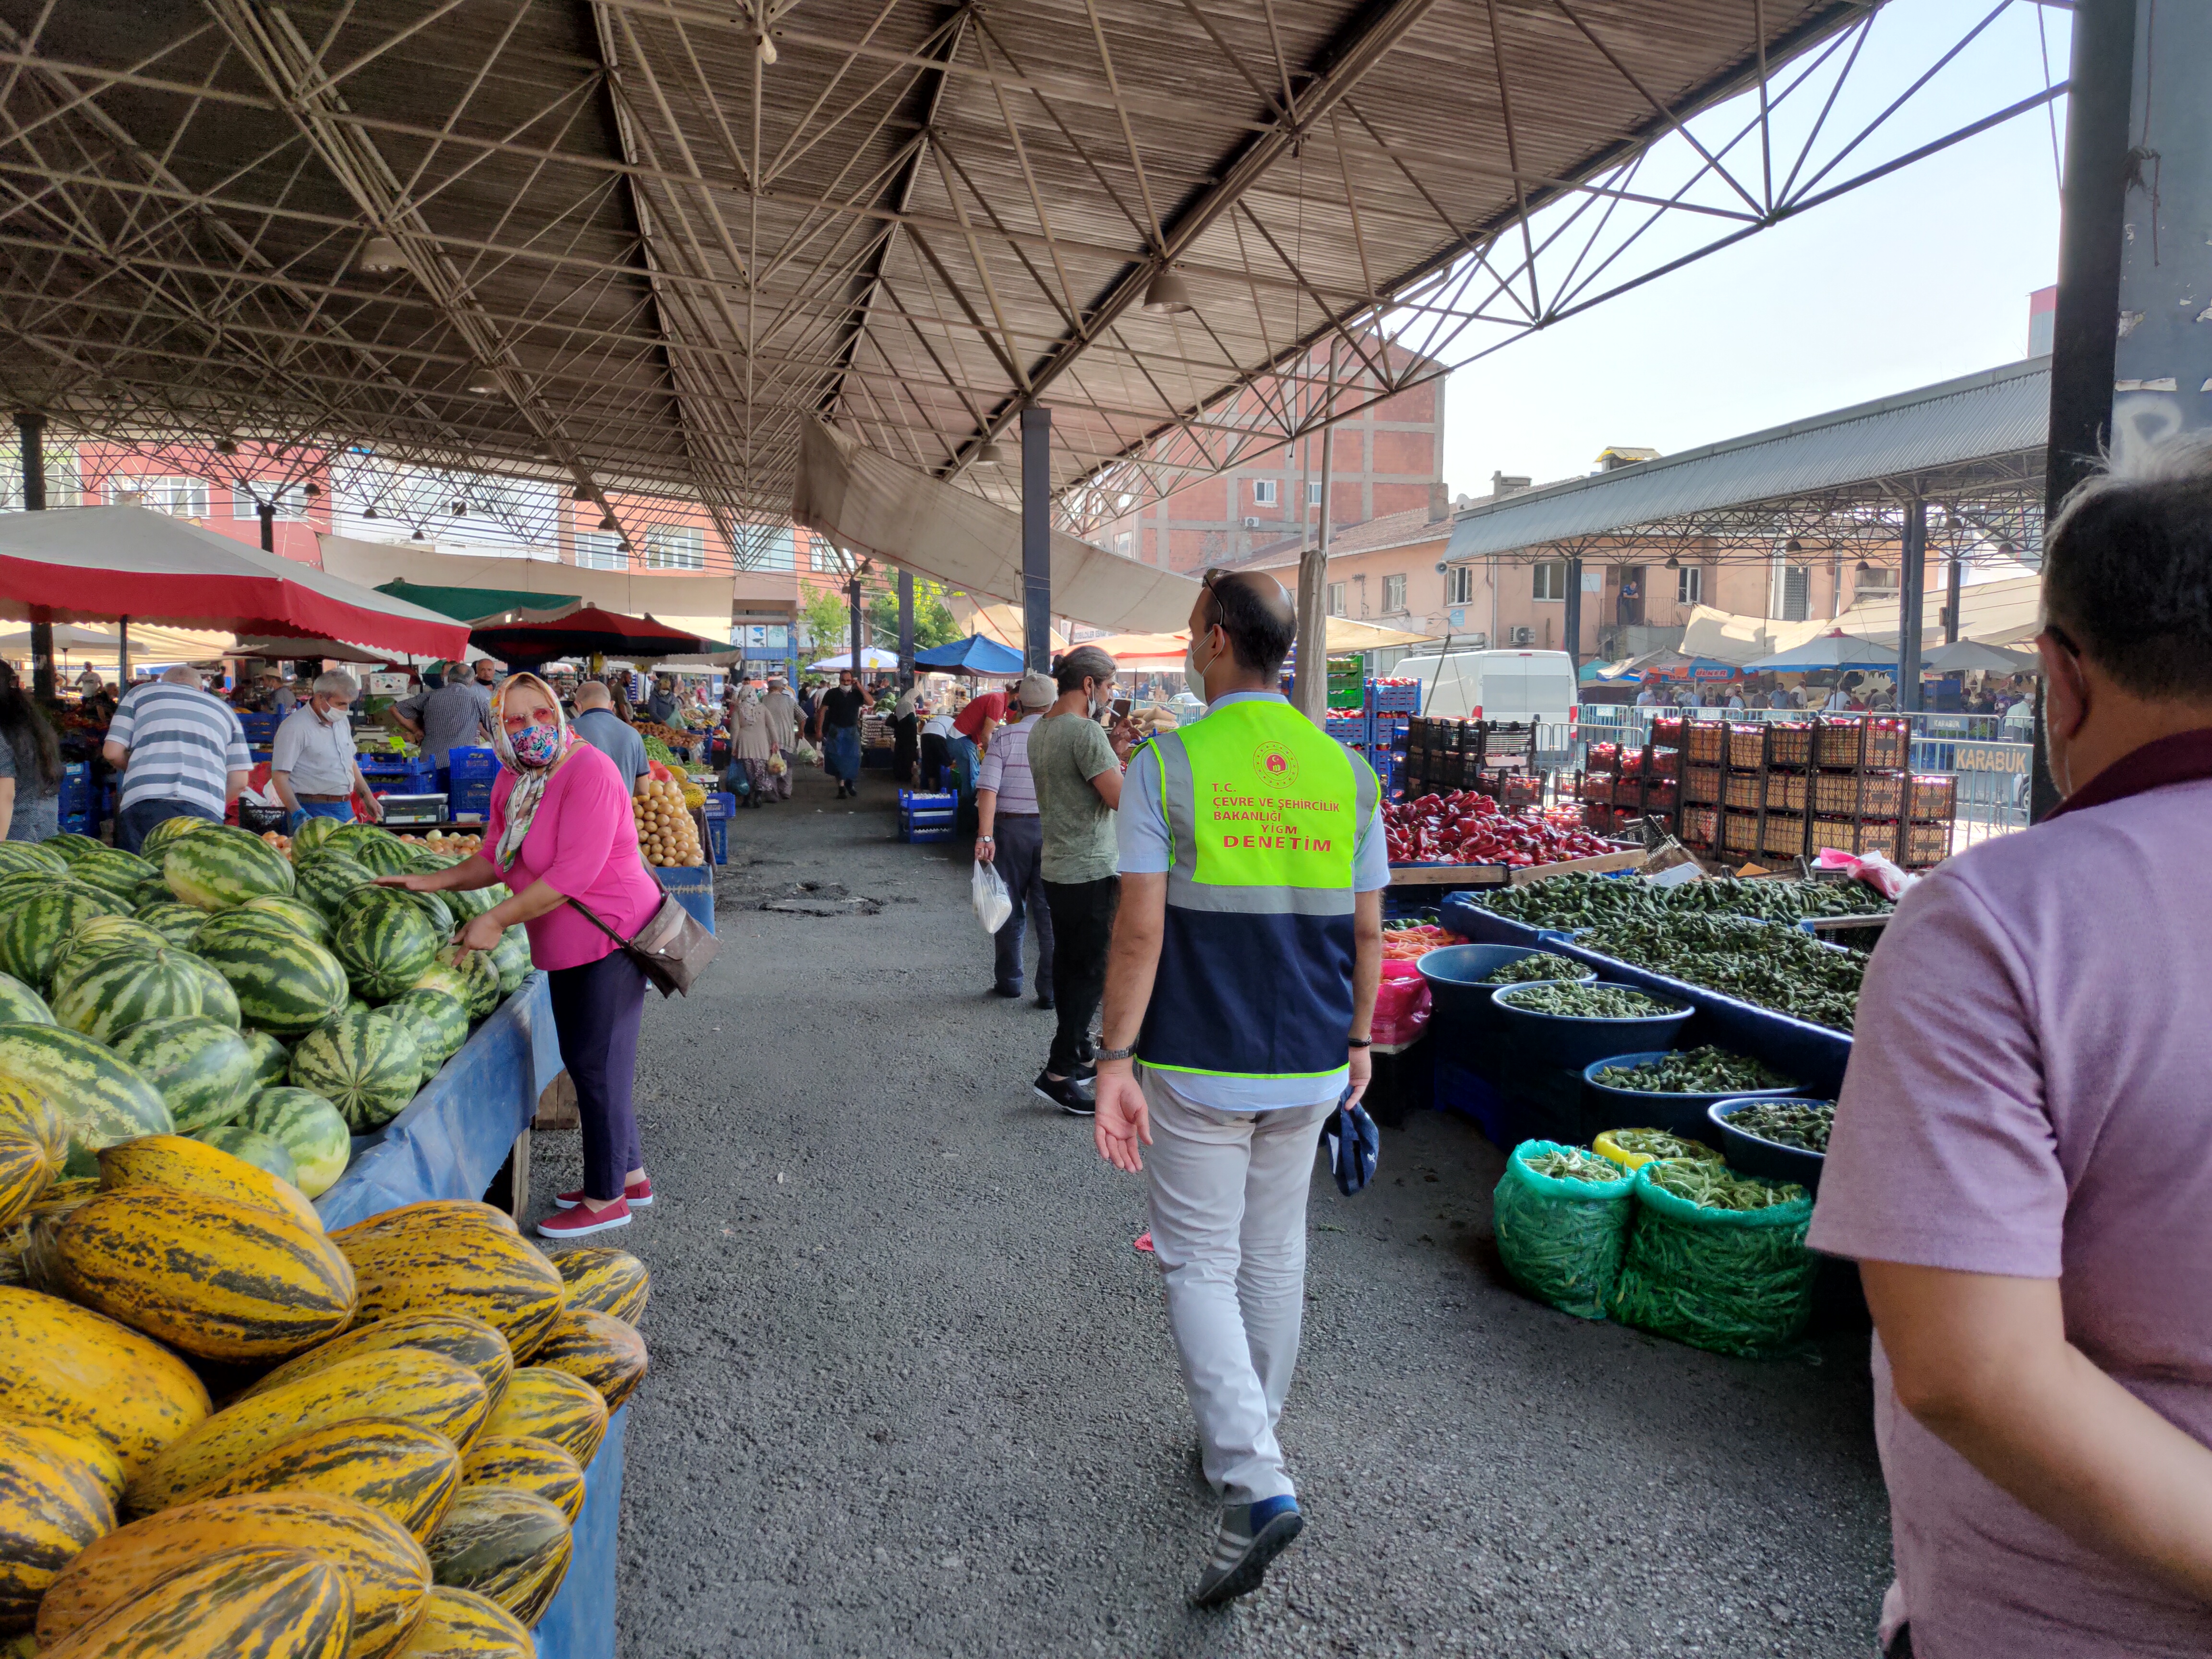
[392,665,495,768]
[571,680,649,789]
[1023,646,1132,1111]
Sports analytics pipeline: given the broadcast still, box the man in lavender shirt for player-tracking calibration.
[1810,437,2212,1658]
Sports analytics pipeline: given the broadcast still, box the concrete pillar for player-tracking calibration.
[1897,497,1926,712]
[1943,553,1963,646]
[897,569,914,691]
[1291,423,1336,722]
[847,568,864,680]
[15,412,51,699]
[1020,406,1052,672]
[258,500,276,554]
[1561,556,1584,673]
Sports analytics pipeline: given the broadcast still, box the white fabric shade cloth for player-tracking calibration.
[794,420,1201,635]
[805,648,902,671]
[1084,613,1434,667]
[0,621,231,665]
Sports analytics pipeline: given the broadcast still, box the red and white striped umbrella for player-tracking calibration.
[0,505,470,661]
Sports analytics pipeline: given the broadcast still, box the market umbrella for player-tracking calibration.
[803,647,901,672]
[1745,630,1899,672]
[1919,638,2038,674]
[913,634,1024,675]
[468,601,723,666]
[375,577,581,624]
[0,505,469,659]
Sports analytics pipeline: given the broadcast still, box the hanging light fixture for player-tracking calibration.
[573,484,591,501]
[974,439,1005,466]
[464,364,501,396]
[302,482,319,498]
[214,437,239,456]
[410,529,426,541]
[358,233,407,275]
[1142,264,1193,315]
[1665,554,1680,569]
[599,514,618,530]
[362,506,379,520]
[1855,558,1873,574]
[451,499,469,517]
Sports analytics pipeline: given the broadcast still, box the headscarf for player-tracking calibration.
[734,684,764,729]
[490,671,579,869]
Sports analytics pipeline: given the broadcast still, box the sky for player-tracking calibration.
[1437,0,2071,500]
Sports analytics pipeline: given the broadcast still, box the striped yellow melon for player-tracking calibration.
[2,1629,33,1659]
[37,1545,352,1659]
[52,1190,355,1363]
[0,1132,44,1230]
[423,1488,571,1628]
[549,1245,648,1324]
[0,1416,116,1628]
[192,1419,463,1544]
[0,1419,125,1509]
[340,1223,564,1361]
[94,1134,321,1235]
[530,1307,648,1412]
[457,1435,583,1524]
[476,1369,606,1469]
[329,1200,516,1246]
[0,1075,63,1186]
[241,1312,513,1408]
[38,1491,427,1659]
[391,1585,532,1659]
[0,1288,209,1478]
[126,1349,490,1516]
[12,1178,97,1296]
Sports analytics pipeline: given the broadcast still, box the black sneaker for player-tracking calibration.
[1033,1070,1095,1116]
[1034,994,1055,1010]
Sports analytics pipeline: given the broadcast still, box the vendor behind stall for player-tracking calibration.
[270,671,384,830]
[391,660,496,782]
[102,666,251,853]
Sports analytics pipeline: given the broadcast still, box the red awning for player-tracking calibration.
[468,602,725,664]
[0,506,469,660]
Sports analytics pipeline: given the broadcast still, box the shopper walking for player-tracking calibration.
[270,672,384,833]
[1090,569,1385,1607]
[817,668,867,799]
[572,680,649,790]
[1811,444,2212,1659]
[0,664,62,842]
[1025,645,1130,1115]
[730,683,774,807]
[974,673,1056,1006]
[380,672,663,1239]
[761,676,799,800]
[101,665,253,854]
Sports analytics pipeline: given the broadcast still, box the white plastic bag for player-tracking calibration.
[972,859,1012,934]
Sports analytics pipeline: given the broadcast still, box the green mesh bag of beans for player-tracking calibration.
[1492,1140,1636,1320]
[1606,1160,1818,1357]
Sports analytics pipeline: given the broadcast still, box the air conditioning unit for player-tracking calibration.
[1240,516,1262,529]
[1511,626,1535,646]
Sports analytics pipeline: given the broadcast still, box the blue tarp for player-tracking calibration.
[533,1406,627,1659]
[913,634,1023,674]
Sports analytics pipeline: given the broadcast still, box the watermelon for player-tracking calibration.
[292,852,376,916]
[192,922,350,1037]
[133,900,210,947]
[162,826,295,910]
[347,833,418,879]
[50,946,213,1043]
[0,1023,172,1176]
[40,833,102,865]
[48,915,170,987]
[0,972,50,1025]
[489,930,531,995]
[239,1029,290,1089]
[190,909,301,958]
[288,1008,422,1131]
[0,884,128,987]
[288,814,343,854]
[240,895,331,945]
[178,954,243,1028]
[67,846,157,902]
[232,1088,351,1198]
[139,814,212,859]
[331,888,442,1001]
[111,1016,258,1134]
[384,990,467,1068]
[192,1123,299,1185]
[395,887,456,938]
[0,842,65,877]
[448,948,502,1019]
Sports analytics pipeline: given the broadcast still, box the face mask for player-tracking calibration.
[512,719,562,769]
[1184,631,1215,702]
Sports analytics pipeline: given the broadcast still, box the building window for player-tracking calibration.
[1326,581,1346,616]
[232,485,307,520]
[809,536,843,572]
[1532,560,1566,601]
[1307,481,1322,506]
[1114,531,1133,557]
[1676,564,1702,606]
[645,525,706,570]
[575,530,623,571]
[1252,479,1277,506]
[1781,565,1811,622]
[1446,565,1475,605]
[1853,565,1899,599]
[121,478,210,517]
[1383,573,1407,612]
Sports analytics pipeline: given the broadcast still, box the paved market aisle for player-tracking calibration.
[526,765,1893,1659]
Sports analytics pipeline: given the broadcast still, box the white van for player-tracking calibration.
[1393,649,1580,726]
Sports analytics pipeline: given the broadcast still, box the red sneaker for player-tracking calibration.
[553,1177,652,1210]
[536,1197,630,1238]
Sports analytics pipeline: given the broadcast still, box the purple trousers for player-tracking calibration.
[546,948,650,1202]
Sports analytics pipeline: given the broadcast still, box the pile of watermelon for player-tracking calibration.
[0,818,537,1195]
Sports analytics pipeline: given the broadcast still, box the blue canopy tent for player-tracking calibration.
[913,634,1024,675]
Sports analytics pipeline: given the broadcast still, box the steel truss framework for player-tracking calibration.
[0,0,2065,573]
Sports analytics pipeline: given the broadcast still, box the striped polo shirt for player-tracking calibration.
[975,712,1041,814]
[107,683,252,818]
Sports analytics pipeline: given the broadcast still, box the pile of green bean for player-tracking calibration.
[1603,1129,1720,1163]
[1481,951,1585,986]
[1646,1159,1806,1212]
[1722,1100,1836,1153]
[1524,1147,1629,1184]
[1496,983,1684,1020]
[1469,871,1888,931]
[1591,1046,1794,1095]
[1576,913,1863,1032]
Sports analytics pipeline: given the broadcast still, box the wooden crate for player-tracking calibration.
[1586,741,1622,774]
[1864,717,1909,770]
[1724,771,1764,810]
[1647,745,1681,778]
[1765,771,1808,812]
[1903,819,1953,866]
[1765,722,1815,768]
[1721,810,1762,856]
[1683,763,1722,804]
[1860,770,1905,817]
[1726,722,1767,769]
[1681,804,1719,847]
[1651,715,1688,751]
[1907,774,1958,821]
[1760,811,1808,859]
[1578,772,1614,805]
[1815,717,1867,769]
[1684,721,1727,766]
[1642,778,1679,814]
[1814,770,1865,815]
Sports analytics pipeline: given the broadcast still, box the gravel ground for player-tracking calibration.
[526,765,1895,1659]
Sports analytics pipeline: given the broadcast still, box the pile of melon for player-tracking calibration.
[0,1109,649,1659]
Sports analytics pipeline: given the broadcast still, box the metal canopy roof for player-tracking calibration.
[1444,357,2053,565]
[0,1,2059,565]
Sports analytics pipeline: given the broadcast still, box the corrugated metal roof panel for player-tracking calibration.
[1444,358,2051,562]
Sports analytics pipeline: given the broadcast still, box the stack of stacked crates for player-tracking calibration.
[1366,679,1416,799]
[447,745,499,821]
[1806,716,1922,865]
[59,762,92,834]
[239,710,278,746]
[702,792,736,864]
[357,754,437,796]
[898,789,957,843]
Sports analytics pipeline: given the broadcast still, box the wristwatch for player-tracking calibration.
[1094,1042,1137,1063]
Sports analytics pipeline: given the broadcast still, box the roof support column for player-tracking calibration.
[1562,557,1584,676]
[258,501,276,556]
[15,411,50,700]
[898,572,915,693]
[1021,407,1053,673]
[1292,425,1337,724]
[1896,495,1926,713]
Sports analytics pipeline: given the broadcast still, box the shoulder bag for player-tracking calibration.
[569,888,719,997]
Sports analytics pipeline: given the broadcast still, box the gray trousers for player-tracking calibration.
[989,814,1052,995]
[1140,1067,1334,1506]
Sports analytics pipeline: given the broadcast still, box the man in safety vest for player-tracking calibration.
[1091,567,1386,1606]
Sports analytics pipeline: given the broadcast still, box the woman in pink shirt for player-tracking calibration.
[381,672,664,1239]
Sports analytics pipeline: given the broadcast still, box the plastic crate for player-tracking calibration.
[1368,678,1421,714]
[448,745,499,781]
[449,778,493,820]
[239,711,277,743]
[60,762,90,816]
[705,816,727,864]
[655,862,715,934]
[703,791,736,820]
